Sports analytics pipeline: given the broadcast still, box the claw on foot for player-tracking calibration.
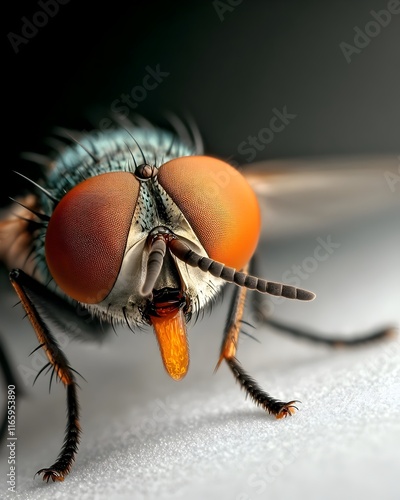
[36,468,65,483]
[275,400,300,419]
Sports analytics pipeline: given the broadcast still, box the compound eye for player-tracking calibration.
[45,172,139,304]
[157,156,260,270]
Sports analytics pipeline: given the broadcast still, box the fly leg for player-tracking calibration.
[256,309,395,346]
[250,255,396,346]
[251,280,395,346]
[215,265,298,419]
[9,269,81,482]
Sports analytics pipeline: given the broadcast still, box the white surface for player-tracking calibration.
[0,190,399,500]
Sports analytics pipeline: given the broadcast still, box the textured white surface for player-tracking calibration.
[0,195,399,500]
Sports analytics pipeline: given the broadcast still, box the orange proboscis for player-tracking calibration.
[150,308,189,381]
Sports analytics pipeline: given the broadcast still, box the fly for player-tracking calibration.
[0,116,396,482]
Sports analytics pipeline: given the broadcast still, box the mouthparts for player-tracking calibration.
[147,288,190,381]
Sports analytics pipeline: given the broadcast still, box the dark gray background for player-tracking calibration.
[3,0,400,204]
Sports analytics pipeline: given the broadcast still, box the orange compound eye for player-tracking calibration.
[45,172,139,304]
[157,156,261,270]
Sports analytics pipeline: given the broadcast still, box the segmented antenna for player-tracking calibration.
[141,238,167,296]
[168,238,316,301]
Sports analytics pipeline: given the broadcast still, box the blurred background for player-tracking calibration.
[2,1,400,499]
[3,0,400,204]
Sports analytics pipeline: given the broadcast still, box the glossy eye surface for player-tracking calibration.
[45,172,139,304]
[158,156,261,270]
